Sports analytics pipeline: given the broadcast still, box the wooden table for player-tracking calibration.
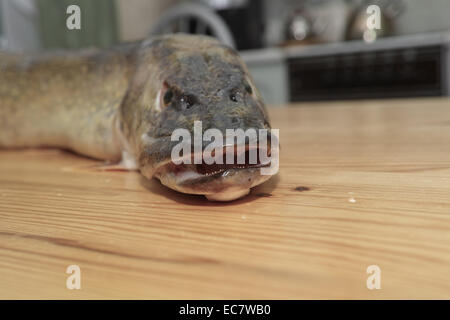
[1,98,450,299]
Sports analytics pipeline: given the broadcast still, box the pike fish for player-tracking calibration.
[0,34,275,201]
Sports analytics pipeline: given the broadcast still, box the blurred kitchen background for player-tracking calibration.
[1,0,450,105]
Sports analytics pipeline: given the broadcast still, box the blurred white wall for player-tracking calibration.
[115,0,180,42]
[395,0,450,35]
[0,0,40,51]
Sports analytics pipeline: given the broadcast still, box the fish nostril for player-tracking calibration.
[231,117,239,124]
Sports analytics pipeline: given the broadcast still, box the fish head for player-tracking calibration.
[120,34,278,201]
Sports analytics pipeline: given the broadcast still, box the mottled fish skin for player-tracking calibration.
[0,34,273,199]
[0,43,135,160]
[120,35,271,176]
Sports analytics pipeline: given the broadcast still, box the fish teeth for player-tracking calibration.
[205,170,224,176]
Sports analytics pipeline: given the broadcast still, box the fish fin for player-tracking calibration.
[119,150,139,170]
[94,151,138,172]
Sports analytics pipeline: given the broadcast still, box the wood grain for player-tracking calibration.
[1,97,450,299]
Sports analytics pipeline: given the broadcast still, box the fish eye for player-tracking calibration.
[163,89,173,105]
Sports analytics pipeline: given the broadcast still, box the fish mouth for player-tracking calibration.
[176,144,270,177]
[162,160,270,183]
[151,144,273,201]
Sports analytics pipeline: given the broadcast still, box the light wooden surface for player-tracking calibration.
[1,97,450,299]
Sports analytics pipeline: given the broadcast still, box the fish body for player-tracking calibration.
[0,34,275,201]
